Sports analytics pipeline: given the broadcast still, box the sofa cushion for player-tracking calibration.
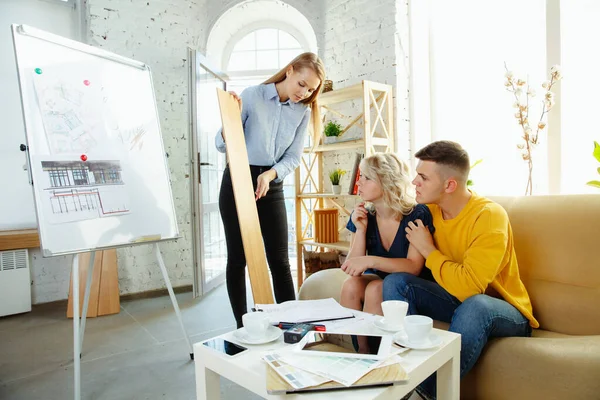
[298,268,349,302]
[490,195,600,335]
[461,333,600,400]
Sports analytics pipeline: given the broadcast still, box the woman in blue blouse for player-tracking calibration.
[216,52,326,328]
[340,153,435,318]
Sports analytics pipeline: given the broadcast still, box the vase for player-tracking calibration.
[324,136,339,144]
[332,184,342,194]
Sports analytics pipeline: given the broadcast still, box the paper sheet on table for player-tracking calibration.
[254,298,354,324]
[263,353,331,389]
[278,352,384,387]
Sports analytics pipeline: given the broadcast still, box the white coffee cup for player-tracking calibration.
[242,312,270,338]
[404,315,433,344]
[381,300,409,328]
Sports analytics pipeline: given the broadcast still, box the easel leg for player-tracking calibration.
[79,252,96,353]
[153,243,194,359]
[72,255,81,400]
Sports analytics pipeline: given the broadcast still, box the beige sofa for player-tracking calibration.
[298,195,600,399]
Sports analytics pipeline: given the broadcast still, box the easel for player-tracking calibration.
[70,243,192,399]
[11,24,194,400]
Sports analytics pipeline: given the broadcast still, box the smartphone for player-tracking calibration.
[298,332,392,360]
[202,338,248,357]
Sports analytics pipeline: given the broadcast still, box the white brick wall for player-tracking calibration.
[84,0,208,296]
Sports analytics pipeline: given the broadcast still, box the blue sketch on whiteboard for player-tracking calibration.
[40,160,130,224]
[33,73,108,154]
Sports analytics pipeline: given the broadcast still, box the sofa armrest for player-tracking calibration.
[298,268,349,302]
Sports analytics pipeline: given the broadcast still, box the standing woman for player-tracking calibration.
[216,52,326,328]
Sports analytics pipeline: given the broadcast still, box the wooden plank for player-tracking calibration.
[0,229,40,251]
[67,251,103,318]
[216,88,274,305]
[318,82,364,105]
[97,249,120,316]
[300,240,350,252]
[266,361,407,395]
[303,139,364,153]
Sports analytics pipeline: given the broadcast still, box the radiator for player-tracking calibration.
[0,249,32,317]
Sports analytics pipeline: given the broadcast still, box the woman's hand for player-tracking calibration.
[256,169,277,200]
[341,256,371,276]
[351,202,368,232]
[229,91,242,111]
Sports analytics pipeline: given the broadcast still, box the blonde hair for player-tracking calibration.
[263,52,326,147]
[360,153,416,219]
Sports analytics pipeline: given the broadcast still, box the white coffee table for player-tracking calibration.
[194,313,461,400]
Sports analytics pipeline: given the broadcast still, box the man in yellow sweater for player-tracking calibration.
[383,141,538,400]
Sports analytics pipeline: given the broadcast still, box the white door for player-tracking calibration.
[189,49,228,296]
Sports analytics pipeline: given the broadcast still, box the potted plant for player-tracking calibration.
[329,168,346,194]
[323,121,343,144]
[587,141,600,189]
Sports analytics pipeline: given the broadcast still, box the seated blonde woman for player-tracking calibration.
[340,153,435,321]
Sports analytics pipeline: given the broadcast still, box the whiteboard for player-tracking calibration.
[11,25,179,256]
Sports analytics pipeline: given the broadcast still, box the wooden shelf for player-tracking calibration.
[299,240,350,252]
[0,229,40,251]
[303,139,364,153]
[295,80,394,287]
[319,82,364,106]
[297,193,357,199]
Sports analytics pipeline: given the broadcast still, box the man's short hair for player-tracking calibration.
[415,141,470,182]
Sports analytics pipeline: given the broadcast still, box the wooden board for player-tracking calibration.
[0,229,40,251]
[266,361,408,395]
[97,249,120,315]
[67,249,120,318]
[67,251,103,318]
[216,88,274,305]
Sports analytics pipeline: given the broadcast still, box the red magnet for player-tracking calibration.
[83,80,91,86]
[80,154,88,161]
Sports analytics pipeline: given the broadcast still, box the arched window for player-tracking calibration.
[227,28,303,72]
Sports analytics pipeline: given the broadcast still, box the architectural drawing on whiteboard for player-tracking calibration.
[118,125,147,151]
[33,71,108,154]
[40,160,130,224]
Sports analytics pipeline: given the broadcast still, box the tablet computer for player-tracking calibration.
[296,332,392,360]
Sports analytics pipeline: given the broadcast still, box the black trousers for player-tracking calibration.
[219,165,296,328]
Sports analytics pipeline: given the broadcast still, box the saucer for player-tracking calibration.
[232,326,282,345]
[373,317,404,332]
[393,332,443,350]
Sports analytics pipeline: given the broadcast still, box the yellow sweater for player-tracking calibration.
[426,194,539,328]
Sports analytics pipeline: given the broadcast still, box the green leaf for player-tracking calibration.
[597,167,600,175]
[586,180,600,188]
[470,159,483,169]
[594,141,600,163]
[466,179,473,187]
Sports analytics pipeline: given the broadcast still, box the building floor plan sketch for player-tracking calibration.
[38,160,130,224]
[32,66,108,154]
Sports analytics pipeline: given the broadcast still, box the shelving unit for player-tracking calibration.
[294,80,394,286]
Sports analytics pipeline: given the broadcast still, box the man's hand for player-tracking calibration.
[256,169,277,200]
[341,256,372,276]
[351,202,369,232]
[405,219,436,258]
